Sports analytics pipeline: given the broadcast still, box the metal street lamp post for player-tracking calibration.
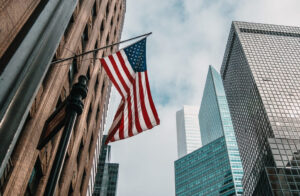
[44,75,88,196]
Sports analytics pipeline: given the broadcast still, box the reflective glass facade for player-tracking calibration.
[175,137,235,196]
[221,21,300,195]
[93,136,119,196]
[174,67,243,196]
[176,106,202,158]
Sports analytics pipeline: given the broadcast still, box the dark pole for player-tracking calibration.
[44,76,88,196]
[50,32,152,65]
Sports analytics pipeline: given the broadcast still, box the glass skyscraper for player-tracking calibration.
[174,66,243,196]
[93,136,119,196]
[220,21,300,195]
[176,105,202,158]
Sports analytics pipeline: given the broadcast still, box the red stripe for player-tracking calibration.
[113,101,124,121]
[105,119,121,144]
[133,77,142,133]
[145,71,160,125]
[117,51,134,83]
[105,102,125,144]
[100,58,124,98]
[117,51,135,137]
[127,94,133,137]
[118,113,125,139]
[108,55,129,93]
[138,73,153,129]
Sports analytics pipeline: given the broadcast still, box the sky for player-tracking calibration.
[105,0,300,195]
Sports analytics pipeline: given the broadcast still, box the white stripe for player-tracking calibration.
[135,73,147,130]
[113,128,120,141]
[114,52,137,139]
[108,101,124,141]
[120,50,135,76]
[123,88,136,138]
[119,50,142,136]
[140,72,157,126]
[123,100,129,138]
[130,88,139,136]
[113,53,132,89]
[108,112,122,135]
[104,57,127,97]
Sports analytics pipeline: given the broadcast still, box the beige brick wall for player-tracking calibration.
[1,0,125,195]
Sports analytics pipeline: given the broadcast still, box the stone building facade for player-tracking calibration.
[0,0,125,195]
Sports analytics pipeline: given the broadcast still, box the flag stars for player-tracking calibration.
[124,38,147,72]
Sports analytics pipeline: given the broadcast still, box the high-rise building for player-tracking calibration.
[174,66,243,196]
[92,136,119,196]
[176,105,202,158]
[221,21,300,195]
[0,0,125,195]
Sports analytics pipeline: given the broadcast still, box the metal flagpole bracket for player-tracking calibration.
[50,32,152,65]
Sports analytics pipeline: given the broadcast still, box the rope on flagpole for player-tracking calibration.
[50,32,152,65]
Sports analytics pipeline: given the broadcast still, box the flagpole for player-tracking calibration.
[51,32,152,65]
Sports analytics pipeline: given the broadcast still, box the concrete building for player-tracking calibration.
[0,0,125,195]
[176,105,202,158]
[221,21,300,195]
[174,66,243,196]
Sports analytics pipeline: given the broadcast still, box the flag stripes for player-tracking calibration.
[100,42,160,144]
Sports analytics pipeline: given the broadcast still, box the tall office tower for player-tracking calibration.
[176,105,202,158]
[92,136,119,196]
[221,21,300,195]
[0,0,125,195]
[174,66,243,196]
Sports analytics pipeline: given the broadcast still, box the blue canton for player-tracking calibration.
[124,38,147,72]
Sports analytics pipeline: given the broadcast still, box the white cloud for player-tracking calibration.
[108,0,300,195]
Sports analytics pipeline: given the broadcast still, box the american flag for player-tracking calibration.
[100,38,160,144]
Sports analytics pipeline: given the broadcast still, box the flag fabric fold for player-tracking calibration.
[99,38,160,144]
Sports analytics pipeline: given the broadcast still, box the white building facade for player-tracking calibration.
[176,105,202,158]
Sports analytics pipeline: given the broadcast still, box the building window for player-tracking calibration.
[68,184,74,195]
[96,107,100,122]
[92,1,97,24]
[94,40,98,60]
[94,40,98,50]
[81,25,89,51]
[86,66,91,80]
[101,82,105,94]
[69,58,78,86]
[114,28,117,37]
[80,170,87,193]
[87,104,92,125]
[94,77,99,93]
[106,35,109,46]
[89,134,94,157]
[100,21,104,33]
[26,159,43,195]
[106,2,110,16]
[79,0,84,6]
[77,140,84,167]
[55,96,62,110]
[64,14,75,40]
